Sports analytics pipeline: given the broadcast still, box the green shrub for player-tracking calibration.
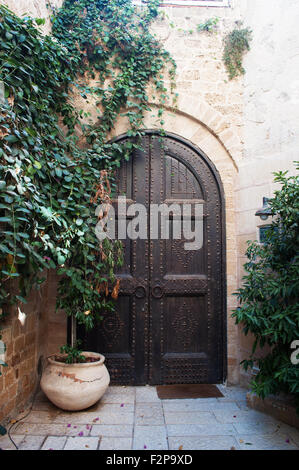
[233,166,299,410]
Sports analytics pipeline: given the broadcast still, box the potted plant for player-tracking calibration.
[41,340,110,411]
[40,171,123,411]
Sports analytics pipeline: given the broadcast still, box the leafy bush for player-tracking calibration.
[233,167,299,409]
[0,0,176,347]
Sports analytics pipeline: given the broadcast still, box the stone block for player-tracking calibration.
[100,437,132,450]
[237,433,298,451]
[101,386,135,404]
[133,425,168,450]
[41,435,67,450]
[168,435,240,451]
[64,436,99,450]
[90,424,133,437]
[164,411,217,425]
[135,403,164,426]
[167,423,236,437]
[135,386,160,403]
[18,435,46,450]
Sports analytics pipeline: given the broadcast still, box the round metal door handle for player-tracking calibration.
[135,286,146,299]
[151,286,163,299]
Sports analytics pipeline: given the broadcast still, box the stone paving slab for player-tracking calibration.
[64,436,100,450]
[60,403,135,425]
[218,386,247,401]
[17,435,46,450]
[89,402,134,412]
[206,401,241,411]
[164,411,217,425]
[168,435,240,450]
[235,400,250,410]
[12,423,67,436]
[233,421,281,435]
[65,424,93,437]
[0,435,25,450]
[135,386,160,403]
[17,410,59,424]
[90,424,133,437]
[135,403,164,426]
[100,437,132,450]
[101,386,136,404]
[52,411,104,424]
[237,434,299,451]
[162,399,215,412]
[213,409,277,424]
[167,423,236,437]
[41,436,67,450]
[12,422,90,437]
[279,424,299,446]
[162,399,241,413]
[216,397,241,403]
[89,411,134,425]
[133,425,168,450]
[0,385,298,451]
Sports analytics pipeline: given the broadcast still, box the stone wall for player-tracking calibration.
[0,0,298,418]
[0,270,67,422]
[236,0,299,385]
[0,282,47,422]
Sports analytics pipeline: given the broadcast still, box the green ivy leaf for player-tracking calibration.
[0,425,7,436]
[35,18,46,26]
[4,135,18,143]
[33,161,42,170]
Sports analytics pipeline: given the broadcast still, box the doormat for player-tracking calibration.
[156,384,224,399]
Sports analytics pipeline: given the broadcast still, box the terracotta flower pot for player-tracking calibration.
[40,352,110,411]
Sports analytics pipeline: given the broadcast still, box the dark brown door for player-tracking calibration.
[79,133,226,385]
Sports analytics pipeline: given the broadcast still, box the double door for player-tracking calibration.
[79,133,225,385]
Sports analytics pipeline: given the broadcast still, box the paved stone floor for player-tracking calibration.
[0,385,299,450]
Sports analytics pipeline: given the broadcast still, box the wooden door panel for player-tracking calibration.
[79,136,150,384]
[149,136,224,384]
[79,133,225,385]
[164,154,203,200]
[166,238,206,275]
[164,296,207,354]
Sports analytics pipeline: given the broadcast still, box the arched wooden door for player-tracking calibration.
[79,132,226,385]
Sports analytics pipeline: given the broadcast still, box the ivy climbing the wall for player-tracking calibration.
[0,0,177,363]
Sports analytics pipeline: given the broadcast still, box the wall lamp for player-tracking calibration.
[255,197,273,221]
